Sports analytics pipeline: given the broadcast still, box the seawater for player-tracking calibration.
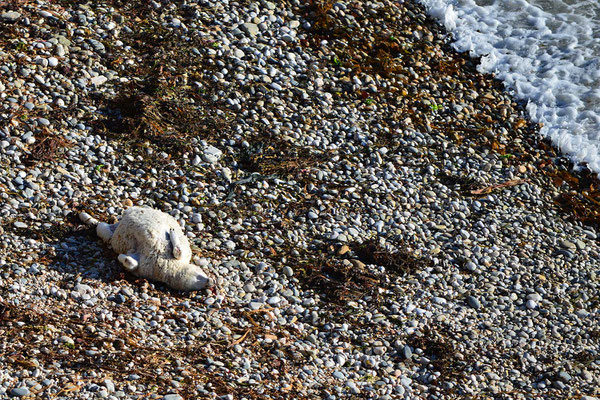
[418,0,600,172]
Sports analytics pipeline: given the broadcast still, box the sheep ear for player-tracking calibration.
[170,228,183,259]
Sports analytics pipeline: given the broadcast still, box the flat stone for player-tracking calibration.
[557,371,572,382]
[90,76,108,86]
[241,23,259,36]
[57,35,71,47]
[1,11,21,23]
[202,145,223,163]
[526,293,541,302]
[88,39,106,53]
[163,395,183,400]
[559,239,576,250]
[10,387,30,397]
[267,296,281,305]
[338,245,350,255]
[58,335,75,346]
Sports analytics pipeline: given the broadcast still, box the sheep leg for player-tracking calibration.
[97,222,118,243]
[169,228,185,260]
[118,250,139,272]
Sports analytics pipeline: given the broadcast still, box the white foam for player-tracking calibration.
[418,0,600,172]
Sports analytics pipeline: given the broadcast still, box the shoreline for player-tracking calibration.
[1,0,599,399]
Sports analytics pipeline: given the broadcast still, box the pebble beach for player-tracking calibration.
[1,0,600,399]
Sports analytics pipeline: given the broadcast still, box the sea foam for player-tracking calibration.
[418,0,600,172]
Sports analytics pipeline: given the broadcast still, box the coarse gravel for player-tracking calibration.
[1,0,600,399]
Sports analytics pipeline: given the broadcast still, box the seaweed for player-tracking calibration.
[437,171,480,193]
[95,90,228,158]
[304,257,381,304]
[0,296,313,399]
[3,211,89,242]
[82,1,233,164]
[285,238,430,305]
[22,128,72,165]
[352,239,433,276]
[408,327,469,384]
[238,134,328,178]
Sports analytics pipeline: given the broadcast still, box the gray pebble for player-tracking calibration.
[9,387,29,397]
[467,295,481,310]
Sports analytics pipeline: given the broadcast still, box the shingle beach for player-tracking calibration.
[1,0,599,399]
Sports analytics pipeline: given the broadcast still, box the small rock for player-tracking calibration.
[559,239,576,250]
[465,261,478,272]
[282,266,294,277]
[202,145,223,163]
[90,76,108,86]
[267,296,281,305]
[402,345,412,360]
[58,336,75,346]
[13,221,27,229]
[102,380,115,393]
[1,11,21,23]
[113,294,125,304]
[526,300,538,309]
[526,293,541,302]
[394,385,406,395]
[467,295,481,310]
[9,387,29,397]
[241,23,259,36]
[432,296,446,305]
[338,245,350,256]
[557,371,572,382]
[163,395,183,400]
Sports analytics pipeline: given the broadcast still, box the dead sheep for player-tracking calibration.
[80,207,213,291]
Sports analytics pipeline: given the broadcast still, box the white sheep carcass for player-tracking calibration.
[80,207,212,291]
